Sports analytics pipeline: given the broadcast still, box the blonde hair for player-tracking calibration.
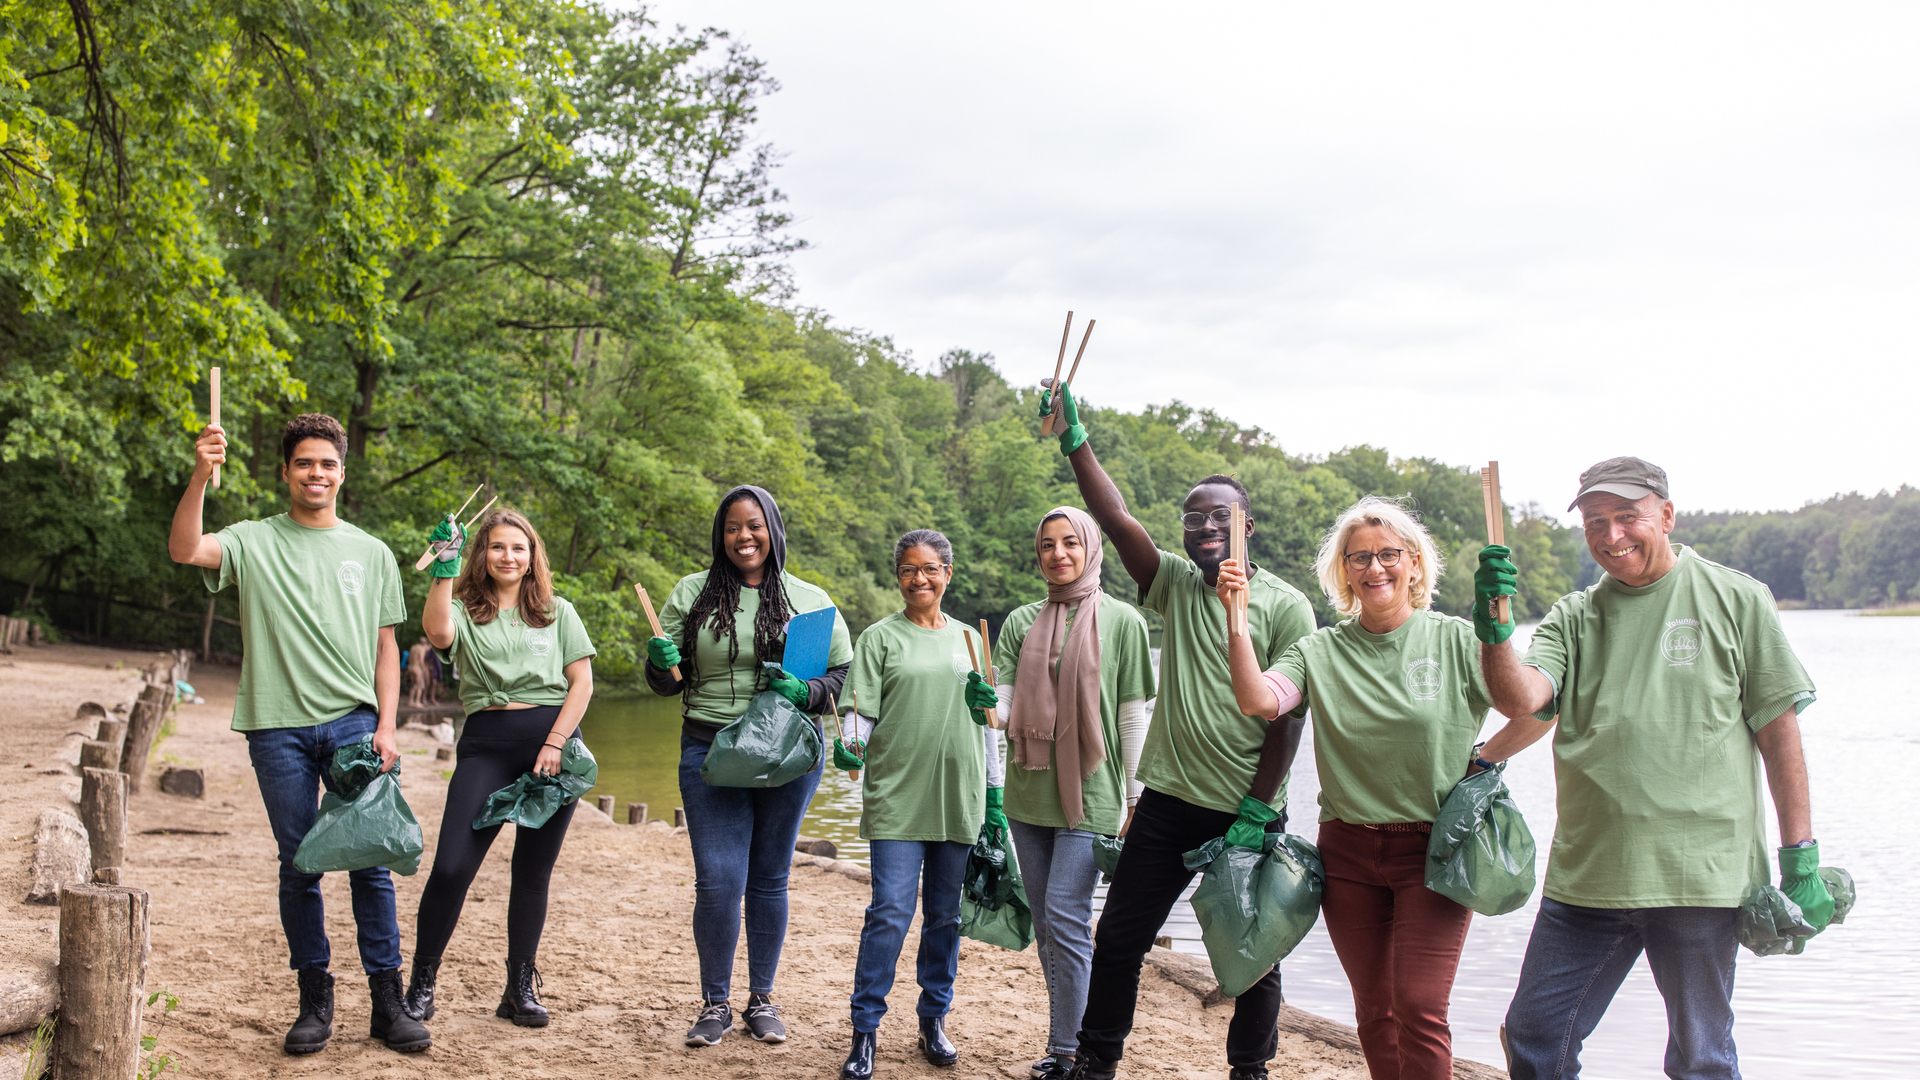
[1313,496,1445,618]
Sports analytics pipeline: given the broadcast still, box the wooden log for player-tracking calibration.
[158,767,204,799]
[119,684,172,794]
[53,885,149,1080]
[627,802,647,825]
[794,835,838,859]
[0,955,59,1039]
[672,807,686,828]
[74,702,108,723]
[26,810,89,905]
[78,740,119,774]
[596,795,615,817]
[95,719,126,752]
[80,769,126,876]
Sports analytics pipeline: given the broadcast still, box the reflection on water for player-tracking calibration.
[581,610,1919,1079]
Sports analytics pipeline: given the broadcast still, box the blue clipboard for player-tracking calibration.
[782,607,837,681]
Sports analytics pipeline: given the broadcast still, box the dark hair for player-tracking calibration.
[894,528,954,568]
[454,508,555,628]
[683,488,794,686]
[282,414,348,463]
[1193,473,1251,510]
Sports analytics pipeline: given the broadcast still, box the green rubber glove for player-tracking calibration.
[646,636,681,672]
[769,669,810,710]
[984,786,1009,830]
[832,737,865,772]
[964,670,998,727]
[1473,545,1518,645]
[1047,382,1086,454]
[1224,795,1279,851]
[1779,842,1835,934]
[426,517,464,579]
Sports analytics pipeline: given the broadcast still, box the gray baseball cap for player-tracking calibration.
[1569,456,1669,511]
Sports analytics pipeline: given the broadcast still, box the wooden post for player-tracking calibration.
[627,802,647,825]
[80,768,126,876]
[79,739,120,773]
[120,683,172,794]
[596,794,615,817]
[54,885,149,1080]
[672,807,686,828]
[96,718,126,751]
[208,366,221,490]
[1228,502,1248,636]
[1481,462,1510,626]
[633,585,681,680]
[1042,312,1073,436]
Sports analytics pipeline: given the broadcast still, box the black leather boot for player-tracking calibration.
[284,968,334,1055]
[919,1015,959,1066]
[840,1029,877,1079]
[496,957,549,1027]
[1064,1052,1118,1080]
[368,969,433,1052]
[404,956,440,1022]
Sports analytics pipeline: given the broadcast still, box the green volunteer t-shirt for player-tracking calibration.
[202,514,407,732]
[1274,608,1492,825]
[844,611,984,845]
[1524,545,1816,908]
[660,569,853,733]
[1137,548,1317,815]
[994,595,1158,834]
[442,597,596,717]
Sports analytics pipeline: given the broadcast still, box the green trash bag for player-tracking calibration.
[471,737,598,830]
[701,663,823,788]
[1182,833,1324,998]
[1737,867,1857,956]
[1426,763,1537,916]
[960,822,1035,951]
[1093,835,1124,883]
[293,735,424,876]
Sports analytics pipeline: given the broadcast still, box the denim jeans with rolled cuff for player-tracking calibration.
[849,838,971,1033]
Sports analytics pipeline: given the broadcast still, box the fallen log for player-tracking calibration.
[25,811,88,905]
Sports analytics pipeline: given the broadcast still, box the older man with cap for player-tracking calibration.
[1468,456,1832,1080]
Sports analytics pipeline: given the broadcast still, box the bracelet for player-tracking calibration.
[544,737,565,748]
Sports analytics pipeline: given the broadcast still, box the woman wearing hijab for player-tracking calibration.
[990,507,1156,1080]
[645,485,853,1047]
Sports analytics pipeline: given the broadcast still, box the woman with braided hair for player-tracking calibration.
[647,485,852,1048]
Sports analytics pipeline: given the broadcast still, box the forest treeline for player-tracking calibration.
[1673,489,1920,609]
[1,3,1896,680]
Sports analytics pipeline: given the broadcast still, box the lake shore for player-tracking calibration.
[1,641,1442,1080]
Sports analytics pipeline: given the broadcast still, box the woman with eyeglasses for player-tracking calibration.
[1214,496,1539,1080]
[836,529,1004,1079]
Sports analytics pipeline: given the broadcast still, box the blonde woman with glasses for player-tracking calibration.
[1214,496,1541,1080]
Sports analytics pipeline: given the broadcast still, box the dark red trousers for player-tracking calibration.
[1318,819,1474,1080]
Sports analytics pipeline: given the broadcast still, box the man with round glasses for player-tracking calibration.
[1039,384,1315,1080]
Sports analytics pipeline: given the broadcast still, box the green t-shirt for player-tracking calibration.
[994,595,1158,834]
[1137,549,1317,815]
[659,569,853,733]
[844,611,984,844]
[1524,545,1816,908]
[442,597,596,716]
[1274,609,1492,825]
[202,515,407,732]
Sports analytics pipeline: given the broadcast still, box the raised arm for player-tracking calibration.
[1048,385,1158,592]
[169,425,228,568]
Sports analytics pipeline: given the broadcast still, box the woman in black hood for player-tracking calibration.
[646,485,852,1047]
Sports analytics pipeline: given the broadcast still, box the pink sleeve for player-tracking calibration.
[1259,671,1304,721]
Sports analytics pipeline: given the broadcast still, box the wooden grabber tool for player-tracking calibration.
[963,629,1003,731]
[1042,312,1073,436]
[633,585,681,681]
[412,486,489,571]
[1045,319,1096,436]
[1481,461,1510,626]
[208,367,221,489]
[1228,501,1248,636]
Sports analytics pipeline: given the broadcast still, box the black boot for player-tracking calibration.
[368,969,433,1052]
[919,1015,958,1066]
[495,957,549,1027]
[404,956,440,1022]
[284,968,334,1055]
[840,1030,877,1079]
[1064,1052,1118,1080]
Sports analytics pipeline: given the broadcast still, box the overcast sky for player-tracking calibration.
[648,1,1919,520]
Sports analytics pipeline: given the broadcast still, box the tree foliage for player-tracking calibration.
[1676,488,1920,608]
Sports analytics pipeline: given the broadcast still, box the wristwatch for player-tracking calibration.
[1470,742,1495,772]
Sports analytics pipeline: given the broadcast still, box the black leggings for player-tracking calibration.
[415,706,577,963]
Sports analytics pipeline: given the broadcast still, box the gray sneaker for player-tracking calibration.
[685,999,732,1046]
[743,993,787,1042]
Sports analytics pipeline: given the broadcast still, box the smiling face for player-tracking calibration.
[895,543,951,613]
[280,437,345,511]
[1343,522,1417,623]
[1183,482,1251,579]
[723,495,772,583]
[1037,516,1087,586]
[1580,492,1678,587]
[484,525,532,591]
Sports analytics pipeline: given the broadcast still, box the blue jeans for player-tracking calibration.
[1505,898,1740,1080]
[1009,819,1100,1057]
[245,708,403,973]
[678,734,824,1001]
[850,839,971,1033]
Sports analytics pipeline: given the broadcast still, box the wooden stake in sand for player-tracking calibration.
[632,585,681,681]
[1227,501,1249,636]
[54,885,149,1080]
[1042,312,1073,436]
[208,366,221,490]
[411,486,490,571]
[1044,319,1096,436]
[1481,461,1510,626]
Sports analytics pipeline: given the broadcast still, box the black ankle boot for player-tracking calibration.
[1064,1053,1118,1080]
[284,968,334,1055]
[918,1014,958,1065]
[368,969,433,1052]
[841,1029,877,1079]
[496,957,549,1027]
[404,956,440,1022]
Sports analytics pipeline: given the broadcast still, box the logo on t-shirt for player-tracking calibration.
[1661,619,1701,666]
[524,626,553,656]
[337,560,365,595]
[951,652,972,680]
[1405,657,1442,701]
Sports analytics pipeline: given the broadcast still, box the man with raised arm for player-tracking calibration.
[1472,457,1828,1080]
[168,413,430,1055]
[1043,386,1316,1080]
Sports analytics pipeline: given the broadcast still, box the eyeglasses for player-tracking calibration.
[1181,508,1245,532]
[1344,548,1406,571]
[896,564,949,582]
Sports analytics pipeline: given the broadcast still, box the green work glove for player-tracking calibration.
[964,670,998,727]
[426,517,464,579]
[769,669,810,710]
[832,737,865,772]
[1224,795,1279,851]
[1779,842,1835,935]
[984,786,1009,830]
[1473,544,1518,645]
[1041,382,1087,454]
[646,636,681,672]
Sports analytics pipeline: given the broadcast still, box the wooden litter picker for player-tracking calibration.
[1481,461,1510,626]
[411,486,490,571]
[632,585,681,680]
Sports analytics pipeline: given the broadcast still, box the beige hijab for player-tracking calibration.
[1009,506,1106,829]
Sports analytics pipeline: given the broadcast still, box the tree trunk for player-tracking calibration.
[53,885,149,1080]
[80,768,127,876]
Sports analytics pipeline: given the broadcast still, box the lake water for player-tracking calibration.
[579,609,1918,1078]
